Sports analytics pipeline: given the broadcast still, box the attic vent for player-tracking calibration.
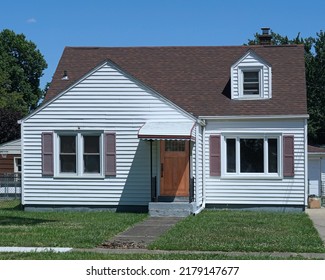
[61,70,69,80]
[258,28,272,45]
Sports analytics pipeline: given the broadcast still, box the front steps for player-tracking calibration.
[149,202,196,217]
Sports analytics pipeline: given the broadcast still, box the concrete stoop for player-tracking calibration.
[149,202,195,217]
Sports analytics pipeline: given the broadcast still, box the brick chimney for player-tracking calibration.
[258,28,272,45]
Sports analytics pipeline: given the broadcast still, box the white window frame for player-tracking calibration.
[221,134,282,179]
[14,157,21,173]
[54,131,104,178]
[238,66,264,99]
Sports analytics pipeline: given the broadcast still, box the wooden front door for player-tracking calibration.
[160,140,189,196]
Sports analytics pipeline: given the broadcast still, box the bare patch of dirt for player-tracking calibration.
[100,240,147,249]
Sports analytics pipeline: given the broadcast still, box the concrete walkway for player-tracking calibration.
[101,217,183,249]
[306,207,325,244]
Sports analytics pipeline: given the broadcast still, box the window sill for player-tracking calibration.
[220,174,282,180]
[237,95,268,100]
[54,174,105,180]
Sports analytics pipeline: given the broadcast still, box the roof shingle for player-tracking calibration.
[45,45,307,117]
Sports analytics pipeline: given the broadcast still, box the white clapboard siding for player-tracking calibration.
[22,62,194,206]
[204,119,306,206]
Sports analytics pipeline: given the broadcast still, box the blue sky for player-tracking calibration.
[1,0,324,88]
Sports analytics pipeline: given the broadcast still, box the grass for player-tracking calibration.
[0,200,147,248]
[1,200,324,260]
[149,210,325,253]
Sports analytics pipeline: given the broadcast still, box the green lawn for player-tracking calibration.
[1,200,324,259]
[149,210,325,253]
[0,200,147,248]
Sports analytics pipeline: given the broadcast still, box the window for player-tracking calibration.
[243,71,259,95]
[60,135,76,173]
[83,135,100,173]
[14,157,22,173]
[165,140,185,152]
[224,136,280,177]
[56,133,102,177]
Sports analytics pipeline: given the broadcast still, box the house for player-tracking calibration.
[19,31,308,215]
[308,145,325,200]
[0,139,22,175]
[0,139,21,196]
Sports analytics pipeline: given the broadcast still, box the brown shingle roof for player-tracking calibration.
[45,45,307,117]
[308,145,325,154]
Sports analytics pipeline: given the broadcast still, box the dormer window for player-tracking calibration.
[243,71,259,95]
[231,50,271,100]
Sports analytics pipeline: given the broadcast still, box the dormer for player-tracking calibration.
[230,50,272,100]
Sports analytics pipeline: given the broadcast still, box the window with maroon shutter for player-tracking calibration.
[42,132,54,176]
[210,135,221,176]
[283,135,294,177]
[105,133,116,176]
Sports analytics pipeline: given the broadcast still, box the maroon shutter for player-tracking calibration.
[283,135,294,177]
[210,135,221,176]
[42,132,54,176]
[105,133,116,176]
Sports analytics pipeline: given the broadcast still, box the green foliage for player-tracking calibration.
[0,29,47,114]
[247,30,325,144]
[307,31,325,143]
[0,29,47,144]
[0,109,22,144]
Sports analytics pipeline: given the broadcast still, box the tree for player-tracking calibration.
[0,108,22,144]
[247,30,325,144]
[307,31,325,143]
[0,29,47,144]
[0,29,47,115]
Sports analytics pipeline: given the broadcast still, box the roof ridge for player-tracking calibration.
[63,44,302,50]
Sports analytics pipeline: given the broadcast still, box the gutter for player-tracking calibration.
[199,114,309,121]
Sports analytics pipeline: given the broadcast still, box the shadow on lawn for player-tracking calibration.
[0,216,55,226]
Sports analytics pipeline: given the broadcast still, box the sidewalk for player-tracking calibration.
[306,207,325,244]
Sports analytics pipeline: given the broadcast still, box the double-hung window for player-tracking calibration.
[243,71,260,95]
[60,135,77,173]
[57,132,102,177]
[238,67,264,99]
[224,135,280,177]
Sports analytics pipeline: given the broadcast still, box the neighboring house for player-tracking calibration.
[19,32,308,215]
[0,139,22,175]
[308,145,325,198]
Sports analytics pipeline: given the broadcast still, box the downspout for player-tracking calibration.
[304,118,308,208]
[194,121,206,215]
[20,121,25,206]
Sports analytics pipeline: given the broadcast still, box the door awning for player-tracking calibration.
[138,122,195,141]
